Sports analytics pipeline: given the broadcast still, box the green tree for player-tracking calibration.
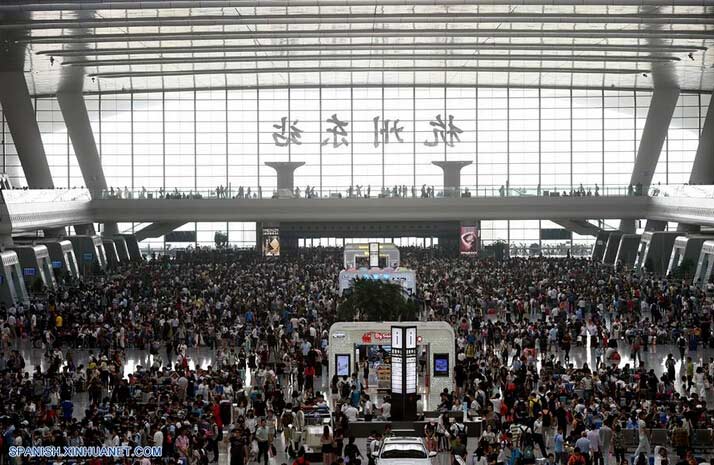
[337,278,419,322]
[214,231,228,248]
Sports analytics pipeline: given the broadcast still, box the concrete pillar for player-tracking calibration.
[57,92,117,235]
[620,86,680,233]
[554,219,602,237]
[135,222,186,242]
[592,231,611,262]
[264,162,305,195]
[432,161,472,197]
[679,89,714,233]
[689,90,714,185]
[56,92,108,196]
[0,72,54,188]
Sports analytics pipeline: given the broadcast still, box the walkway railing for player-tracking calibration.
[92,183,661,200]
[3,183,709,202]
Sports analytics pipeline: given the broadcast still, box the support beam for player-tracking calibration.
[554,219,602,237]
[135,222,186,242]
[0,72,54,188]
[619,86,680,233]
[679,89,714,233]
[264,161,305,195]
[432,161,472,197]
[56,92,108,195]
[57,91,117,235]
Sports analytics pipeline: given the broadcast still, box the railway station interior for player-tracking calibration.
[1,1,714,465]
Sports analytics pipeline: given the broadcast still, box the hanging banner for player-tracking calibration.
[460,226,480,254]
[263,227,280,256]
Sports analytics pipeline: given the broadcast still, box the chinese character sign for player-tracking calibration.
[269,113,465,148]
[322,113,350,148]
[424,114,462,147]
[272,117,303,147]
[373,117,405,148]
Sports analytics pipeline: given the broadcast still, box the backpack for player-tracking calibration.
[523,446,535,461]
[520,426,533,447]
[340,382,350,399]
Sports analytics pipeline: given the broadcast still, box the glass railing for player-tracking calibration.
[1,187,91,204]
[93,184,652,200]
[5,183,706,201]
[650,184,714,198]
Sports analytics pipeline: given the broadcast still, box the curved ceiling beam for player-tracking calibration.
[3,0,714,11]
[37,82,707,100]
[5,13,714,30]
[36,43,709,57]
[89,65,644,79]
[21,28,714,44]
[62,53,679,67]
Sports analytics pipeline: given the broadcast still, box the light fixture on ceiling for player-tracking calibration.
[642,73,648,77]
[688,52,695,61]
[91,76,95,83]
[49,56,55,66]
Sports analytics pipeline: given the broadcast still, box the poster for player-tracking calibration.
[460,226,480,254]
[263,227,280,256]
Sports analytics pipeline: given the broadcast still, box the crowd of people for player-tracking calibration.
[95,182,657,202]
[0,247,713,465]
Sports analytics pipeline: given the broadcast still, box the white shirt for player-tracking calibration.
[638,420,648,440]
[381,402,391,418]
[343,405,358,422]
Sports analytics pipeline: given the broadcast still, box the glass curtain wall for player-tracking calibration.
[0,103,24,187]
[4,87,709,253]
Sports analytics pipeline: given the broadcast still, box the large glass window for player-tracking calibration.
[1,103,26,187]
[101,94,133,189]
[477,88,508,193]
[24,86,709,252]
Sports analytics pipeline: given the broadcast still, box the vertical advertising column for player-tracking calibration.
[390,326,417,421]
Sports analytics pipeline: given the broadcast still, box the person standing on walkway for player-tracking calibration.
[599,421,613,465]
[255,418,270,465]
[633,414,651,462]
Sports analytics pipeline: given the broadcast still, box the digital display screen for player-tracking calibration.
[433,354,449,377]
[391,354,403,394]
[51,260,63,269]
[369,243,380,267]
[406,357,417,394]
[23,268,36,277]
[336,354,350,377]
[82,253,93,262]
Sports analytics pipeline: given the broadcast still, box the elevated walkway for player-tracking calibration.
[0,188,92,234]
[3,187,714,235]
[92,195,653,223]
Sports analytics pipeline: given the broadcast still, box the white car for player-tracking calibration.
[376,437,438,465]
